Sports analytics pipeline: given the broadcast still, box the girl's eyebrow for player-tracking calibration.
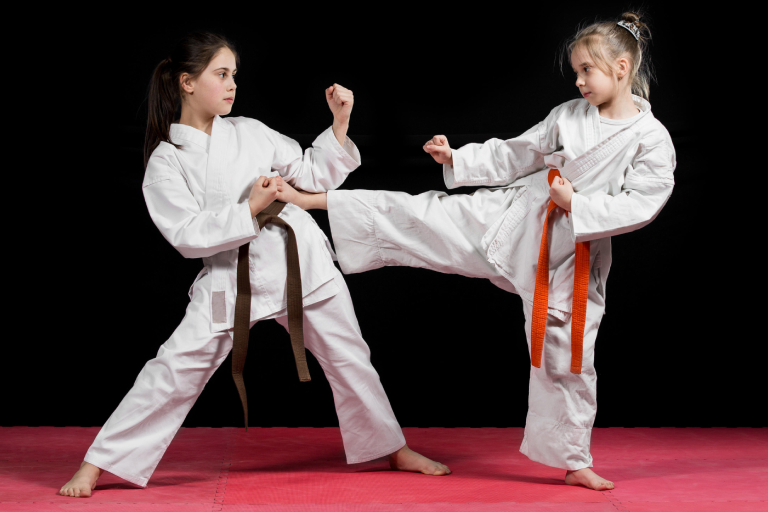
[213,67,237,73]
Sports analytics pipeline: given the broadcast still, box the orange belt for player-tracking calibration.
[530,169,590,375]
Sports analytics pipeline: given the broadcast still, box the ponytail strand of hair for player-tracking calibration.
[144,57,179,168]
[143,33,239,168]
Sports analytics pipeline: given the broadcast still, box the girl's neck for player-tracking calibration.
[178,104,215,135]
[598,90,639,120]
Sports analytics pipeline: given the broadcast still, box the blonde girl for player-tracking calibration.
[281,12,675,490]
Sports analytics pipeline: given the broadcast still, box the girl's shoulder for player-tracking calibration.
[549,98,590,119]
[223,116,299,151]
[144,143,184,188]
[537,98,591,129]
[223,116,274,135]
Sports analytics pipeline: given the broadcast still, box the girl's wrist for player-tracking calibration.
[305,192,328,211]
[332,119,349,145]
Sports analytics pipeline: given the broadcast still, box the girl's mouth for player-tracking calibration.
[225,98,234,103]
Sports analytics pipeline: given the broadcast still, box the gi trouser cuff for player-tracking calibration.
[520,411,593,471]
[328,190,384,275]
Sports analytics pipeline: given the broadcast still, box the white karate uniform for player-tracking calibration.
[84,117,405,487]
[328,96,676,470]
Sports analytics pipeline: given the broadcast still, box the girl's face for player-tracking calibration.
[182,48,237,117]
[570,44,618,107]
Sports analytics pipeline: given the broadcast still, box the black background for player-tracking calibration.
[5,3,756,429]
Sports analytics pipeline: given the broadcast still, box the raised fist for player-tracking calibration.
[423,135,453,166]
[326,83,354,126]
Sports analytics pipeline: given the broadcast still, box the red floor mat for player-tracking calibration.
[0,427,765,512]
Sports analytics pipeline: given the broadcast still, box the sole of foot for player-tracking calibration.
[565,468,614,490]
[388,445,451,476]
[59,461,103,497]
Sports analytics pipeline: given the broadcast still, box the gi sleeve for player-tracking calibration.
[142,156,260,259]
[443,106,563,189]
[264,124,361,193]
[570,138,676,243]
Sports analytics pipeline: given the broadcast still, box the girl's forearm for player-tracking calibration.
[332,120,348,147]
[302,192,327,210]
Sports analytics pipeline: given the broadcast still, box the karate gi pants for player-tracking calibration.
[84,268,406,487]
[328,188,605,471]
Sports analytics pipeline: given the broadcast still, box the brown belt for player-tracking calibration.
[231,201,311,430]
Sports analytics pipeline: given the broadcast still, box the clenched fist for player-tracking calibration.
[326,83,353,126]
[248,176,284,217]
[423,135,453,166]
[549,176,573,212]
[326,83,353,145]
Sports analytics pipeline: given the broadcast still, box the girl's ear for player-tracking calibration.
[616,57,631,80]
[180,73,194,94]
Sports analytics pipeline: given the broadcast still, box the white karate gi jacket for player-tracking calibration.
[445,96,676,319]
[143,116,360,332]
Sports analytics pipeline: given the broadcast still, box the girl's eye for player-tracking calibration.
[584,67,591,73]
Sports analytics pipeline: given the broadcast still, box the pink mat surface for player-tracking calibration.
[0,427,765,512]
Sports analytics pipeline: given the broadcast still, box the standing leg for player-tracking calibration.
[275,268,449,474]
[61,273,232,495]
[519,268,613,489]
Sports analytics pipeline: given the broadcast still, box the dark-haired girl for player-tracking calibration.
[280,12,675,490]
[60,32,449,498]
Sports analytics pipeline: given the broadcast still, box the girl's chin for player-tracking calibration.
[584,96,599,106]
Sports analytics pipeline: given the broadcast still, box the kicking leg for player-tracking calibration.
[327,188,520,282]
[276,269,449,475]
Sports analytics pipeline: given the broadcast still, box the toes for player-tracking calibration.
[428,463,451,476]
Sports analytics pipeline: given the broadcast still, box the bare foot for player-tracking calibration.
[59,461,103,497]
[388,444,451,475]
[565,468,614,490]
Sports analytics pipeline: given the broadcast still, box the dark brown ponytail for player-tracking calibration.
[144,32,239,167]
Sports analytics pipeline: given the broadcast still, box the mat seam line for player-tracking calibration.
[212,427,234,512]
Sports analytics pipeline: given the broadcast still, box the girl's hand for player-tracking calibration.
[275,178,302,207]
[423,135,453,166]
[276,179,327,210]
[248,176,279,217]
[549,176,573,212]
[326,84,354,142]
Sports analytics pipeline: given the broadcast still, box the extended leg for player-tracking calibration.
[328,188,519,288]
[275,269,449,474]
[61,274,231,494]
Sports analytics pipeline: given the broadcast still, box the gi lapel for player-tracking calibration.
[205,116,236,323]
[563,96,653,185]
